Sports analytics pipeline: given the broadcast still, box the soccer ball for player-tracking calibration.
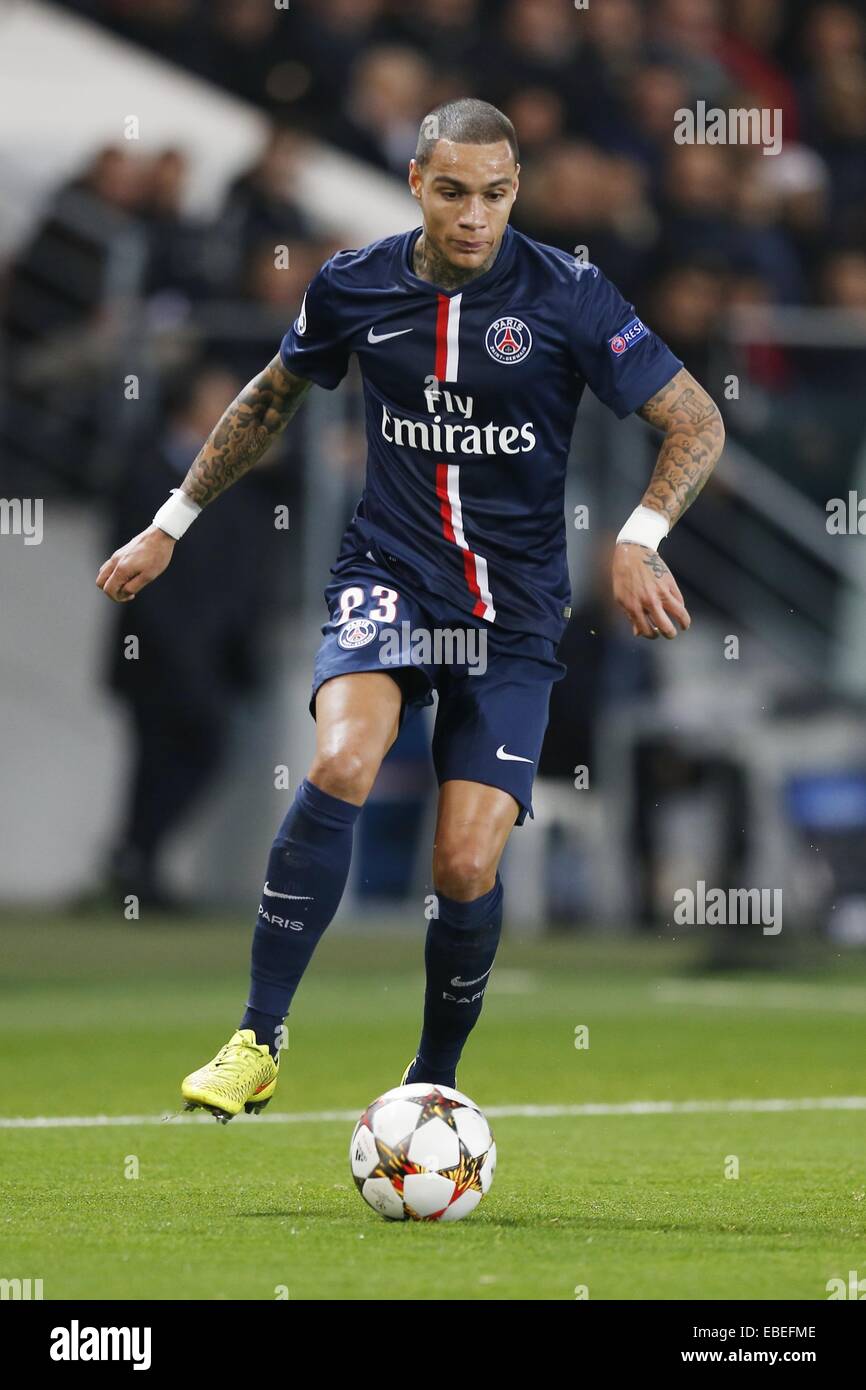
[349,1082,496,1221]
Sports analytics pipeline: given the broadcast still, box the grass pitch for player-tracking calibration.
[1,914,864,1300]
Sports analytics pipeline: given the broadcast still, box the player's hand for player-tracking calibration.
[612,542,690,639]
[96,525,176,603]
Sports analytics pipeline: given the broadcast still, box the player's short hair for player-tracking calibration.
[415,98,519,168]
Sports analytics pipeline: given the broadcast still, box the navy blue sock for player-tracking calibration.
[409,874,504,1088]
[240,777,362,1055]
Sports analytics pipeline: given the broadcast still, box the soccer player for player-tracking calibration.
[97,99,724,1121]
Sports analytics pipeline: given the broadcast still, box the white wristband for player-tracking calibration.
[616,505,668,551]
[152,489,201,540]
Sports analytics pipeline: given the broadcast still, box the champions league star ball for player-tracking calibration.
[349,1082,496,1221]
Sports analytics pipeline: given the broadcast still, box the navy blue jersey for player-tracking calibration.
[280,224,681,642]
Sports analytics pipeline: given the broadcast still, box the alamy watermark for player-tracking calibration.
[673,881,782,935]
[674,101,782,156]
[827,492,866,534]
[826,1269,866,1299]
[1,1276,43,1299]
[0,498,43,545]
[335,610,487,676]
[378,621,487,675]
[50,1322,151,1369]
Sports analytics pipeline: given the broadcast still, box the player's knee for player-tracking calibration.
[308,744,376,804]
[433,842,496,901]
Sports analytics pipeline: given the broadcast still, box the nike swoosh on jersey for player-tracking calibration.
[263,882,313,900]
[450,965,493,987]
[367,326,413,344]
[496,745,534,763]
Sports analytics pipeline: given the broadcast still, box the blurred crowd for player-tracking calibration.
[3,0,864,920]
[2,130,341,368]
[3,1,865,457]
[51,0,866,318]
[0,0,854,503]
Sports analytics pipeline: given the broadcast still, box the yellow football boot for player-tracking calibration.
[182,1028,279,1124]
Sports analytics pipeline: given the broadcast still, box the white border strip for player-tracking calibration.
[2,1096,865,1130]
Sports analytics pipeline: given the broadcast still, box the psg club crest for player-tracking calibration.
[485,316,532,365]
[337,617,377,650]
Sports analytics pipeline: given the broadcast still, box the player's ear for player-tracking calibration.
[408,158,422,200]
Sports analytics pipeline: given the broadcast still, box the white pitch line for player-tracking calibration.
[2,1097,866,1130]
[655,980,866,1011]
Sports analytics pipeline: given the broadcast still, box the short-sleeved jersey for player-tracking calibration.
[280,224,681,642]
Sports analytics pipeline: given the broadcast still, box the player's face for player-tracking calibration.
[409,141,519,270]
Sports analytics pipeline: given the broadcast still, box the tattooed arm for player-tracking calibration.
[97,356,312,603]
[612,367,725,639]
[634,366,725,528]
[180,355,311,507]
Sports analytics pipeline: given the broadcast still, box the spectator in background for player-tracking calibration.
[386,0,486,110]
[244,238,332,314]
[579,0,645,69]
[649,0,732,105]
[726,139,806,302]
[489,0,581,107]
[515,142,656,299]
[208,236,330,385]
[822,248,866,312]
[327,45,433,176]
[502,86,566,159]
[388,0,484,72]
[618,64,693,191]
[293,0,393,122]
[4,146,146,348]
[652,140,803,302]
[141,148,214,302]
[98,362,284,912]
[725,268,792,393]
[219,128,316,294]
[1,146,150,494]
[809,54,866,226]
[200,0,283,107]
[648,262,726,383]
[796,3,866,228]
[759,141,831,278]
[656,144,739,272]
[569,0,649,147]
[797,0,865,96]
[718,0,800,142]
[809,248,866,393]
[539,536,657,926]
[541,536,656,783]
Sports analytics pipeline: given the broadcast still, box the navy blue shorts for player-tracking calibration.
[309,541,566,825]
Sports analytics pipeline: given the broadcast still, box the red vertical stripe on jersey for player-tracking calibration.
[434,294,449,381]
[435,462,456,544]
[435,463,486,614]
[431,297,496,621]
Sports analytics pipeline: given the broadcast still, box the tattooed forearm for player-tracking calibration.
[635,367,725,528]
[180,355,312,508]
